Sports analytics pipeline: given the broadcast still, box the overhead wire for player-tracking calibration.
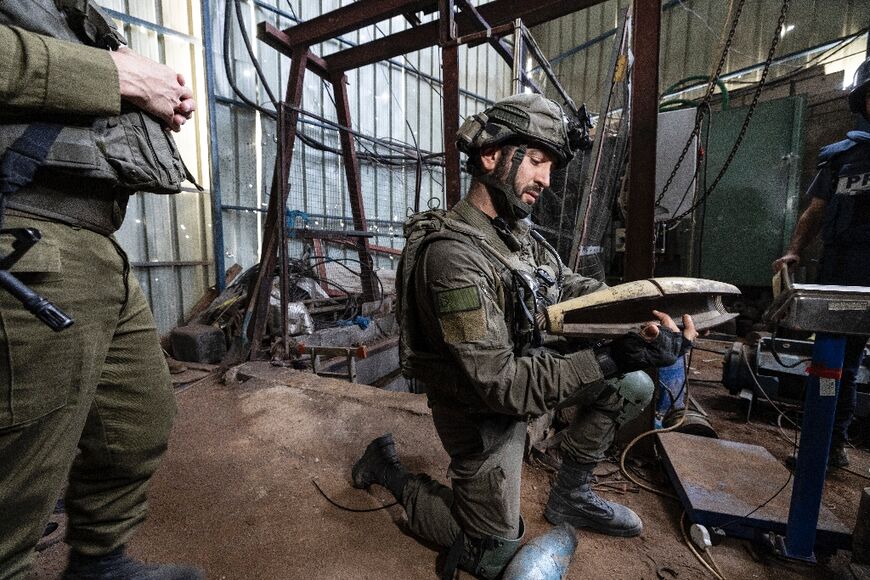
[656,0,845,232]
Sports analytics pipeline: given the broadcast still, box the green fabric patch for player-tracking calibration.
[436,286,481,315]
[440,309,486,344]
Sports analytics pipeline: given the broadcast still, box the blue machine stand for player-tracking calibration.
[774,333,846,562]
[762,272,870,561]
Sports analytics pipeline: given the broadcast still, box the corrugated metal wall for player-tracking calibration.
[532,0,869,113]
[99,0,214,334]
[214,0,511,277]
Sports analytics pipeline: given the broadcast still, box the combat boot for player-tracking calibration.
[544,458,642,537]
[829,444,850,468]
[352,433,410,500]
[785,444,850,471]
[63,547,203,580]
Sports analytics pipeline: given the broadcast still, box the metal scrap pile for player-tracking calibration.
[191,258,375,353]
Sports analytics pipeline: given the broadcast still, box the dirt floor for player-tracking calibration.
[30,338,869,579]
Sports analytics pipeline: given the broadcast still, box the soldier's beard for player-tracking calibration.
[486,156,542,222]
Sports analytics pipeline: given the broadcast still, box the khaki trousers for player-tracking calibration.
[0,215,175,580]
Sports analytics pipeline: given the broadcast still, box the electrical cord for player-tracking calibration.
[769,325,812,368]
[715,469,794,532]
[687,354,799,535]
[742,354,800,430]
[311,479,398,512]
[746,350,870,482]
[618,354,697,500]
[681,512,727,580]
[233,0,279,106]
[307,255,386,312]
[691,346,728,356]
[776,412,799,446]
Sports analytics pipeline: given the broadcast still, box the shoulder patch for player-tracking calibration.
[436,285,482,315]
[818,138,858,166]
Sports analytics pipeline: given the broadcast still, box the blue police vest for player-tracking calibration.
[818,131,870,246]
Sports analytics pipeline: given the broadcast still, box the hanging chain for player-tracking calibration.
[655,0,747,207]
[666,0,792,224]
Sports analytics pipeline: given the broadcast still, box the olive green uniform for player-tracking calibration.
[399,199,647,549]
[0,24,120,116]
[0,19,176,580]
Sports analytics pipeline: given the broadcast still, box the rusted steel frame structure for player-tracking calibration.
[244,45,310,360]
[248,0,623,359]
[624,0,661,281]
[439,0,462,205]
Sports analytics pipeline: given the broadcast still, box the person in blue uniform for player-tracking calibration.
[773,56,870,468]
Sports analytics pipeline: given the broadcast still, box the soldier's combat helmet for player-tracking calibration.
[849,56,870,121]
[456,94,577,220]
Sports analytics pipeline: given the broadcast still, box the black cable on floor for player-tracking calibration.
[311,479,398,513]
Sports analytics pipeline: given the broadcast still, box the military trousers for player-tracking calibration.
[401,375,640,549]
[0,215,176,580]
[819,245,869,448]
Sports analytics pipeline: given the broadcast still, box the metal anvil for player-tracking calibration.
[545,277,740,338]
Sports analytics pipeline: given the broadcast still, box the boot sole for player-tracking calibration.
[544,505,642,538]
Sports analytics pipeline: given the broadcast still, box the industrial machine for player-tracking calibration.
[722,334,869,420]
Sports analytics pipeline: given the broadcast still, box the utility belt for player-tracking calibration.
[6,176,127,236]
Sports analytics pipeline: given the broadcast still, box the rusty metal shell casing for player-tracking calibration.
[545,277,740,338]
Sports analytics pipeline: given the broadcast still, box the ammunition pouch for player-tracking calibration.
[0,110,192,195]
[397,208,552,404]
[55,0,127,49]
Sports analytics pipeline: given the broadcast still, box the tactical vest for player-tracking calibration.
[818,130,870,246]
[397,208,562,406]
[0,0,196,234]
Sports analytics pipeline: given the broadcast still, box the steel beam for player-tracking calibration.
[440,0,462,208]
[258,22,330,79]
[453,0,544,95]
[280,0,434,48]
[276,102,291,358]
[247,47,309,359]
[330,71,378,302]
[624,0,660,281]
[325,0,608,73]
[201,0,226,292]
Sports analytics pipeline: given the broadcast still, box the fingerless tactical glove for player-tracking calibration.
[594,327,693,377]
